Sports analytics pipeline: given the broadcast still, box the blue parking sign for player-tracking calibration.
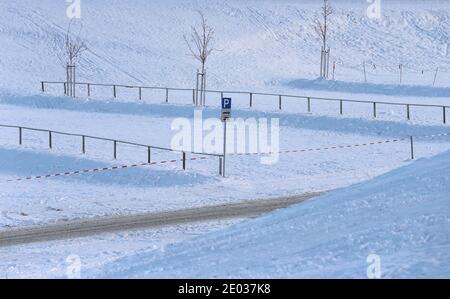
[222,98,232,109]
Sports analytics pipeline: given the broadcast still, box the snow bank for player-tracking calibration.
[1,91,449,138]
[287,78,450,98]
[90,149,450,278]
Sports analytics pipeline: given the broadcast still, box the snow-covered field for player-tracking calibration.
[0,0,449,278]
[0,93,449,228]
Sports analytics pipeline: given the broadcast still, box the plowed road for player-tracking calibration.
[0,192,321,247]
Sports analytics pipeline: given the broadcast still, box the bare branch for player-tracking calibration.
[184,11,216,71]
[59,20,88,66]
[313,0,333,49]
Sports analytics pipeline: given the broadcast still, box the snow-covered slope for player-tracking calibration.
[2,0,450,94]
[90,149,450,278]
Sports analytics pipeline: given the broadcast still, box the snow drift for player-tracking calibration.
[90,149,450,278]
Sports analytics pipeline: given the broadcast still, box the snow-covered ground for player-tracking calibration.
[0,93,449,228]
[0,0,449,278]
[88,149,450,278]
[2,0,450,93]
[0,218,244,279]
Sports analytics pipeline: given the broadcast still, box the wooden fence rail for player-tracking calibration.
[40,81,449,124]
[0,124,223,174]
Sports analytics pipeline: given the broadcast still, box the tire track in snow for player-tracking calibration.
[0,192,321,247]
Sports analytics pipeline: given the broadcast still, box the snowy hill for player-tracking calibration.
[2,0,450,94]
[90,149,450,278]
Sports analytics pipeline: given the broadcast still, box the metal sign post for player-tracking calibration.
[221,97,232,177]
[222,119,227,177]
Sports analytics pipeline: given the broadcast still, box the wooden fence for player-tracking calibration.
[0,124,223,174]
[41,81,449,124]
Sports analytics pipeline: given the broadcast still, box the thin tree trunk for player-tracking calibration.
[201,63,205,106]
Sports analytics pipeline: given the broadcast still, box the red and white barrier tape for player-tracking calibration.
[6,156,208,183]
[230,131,450,157]
[232,137,407,156]
[423,132,450,139]
[4,132,450,183]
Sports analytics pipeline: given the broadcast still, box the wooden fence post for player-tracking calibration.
[443,106,447,124]
[147,146,151,163]
[307,97,311,112]
[139,87,142,100]
[19,127,22,145]
[113,140,117,159]
[407,104,410,120]
[249,93,253,108]
[165,88,169,103]
[87,83,91,97]
[182,152,186,170]
[339,100,343,115]
[433,68,439,86]
[219,157,223,176]
[48,131,52,149]
[41,82,45,92]
[332,61,336,80]
[373,102,377,118]
[278,95,282,110]
[410,136,414,160]
[192,89,195,105]
[82,135,86,154]
[363,61,367,83]
[113,85,116,98]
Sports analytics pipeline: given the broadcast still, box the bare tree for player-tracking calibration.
[57,21,87,97]
[313,0,333,78]
[184,11,216,105]
[184,11,216,76]
[313,0,333,51]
